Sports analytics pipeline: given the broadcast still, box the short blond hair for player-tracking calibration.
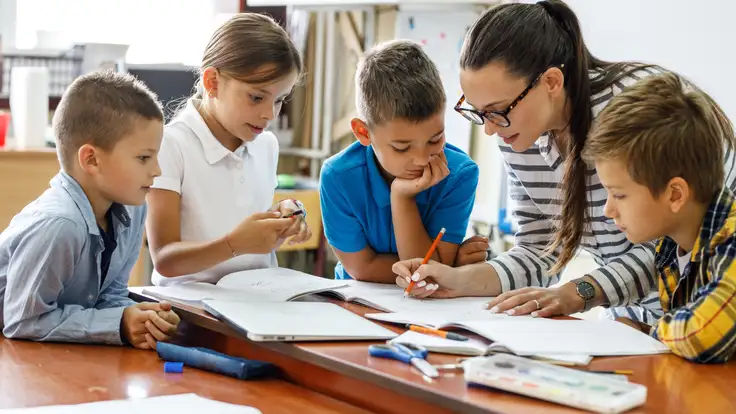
[53,70,163,171]
[584,72,735,203]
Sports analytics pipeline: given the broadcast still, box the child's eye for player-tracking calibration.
[392,146,410,153]
[137,156,151,163]
[249,94,264,103]
[612,194,626,200]
[429,138,443,145]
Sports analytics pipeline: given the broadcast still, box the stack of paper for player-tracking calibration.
[0,394,261,413]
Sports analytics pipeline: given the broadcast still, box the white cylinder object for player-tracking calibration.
[9,67,50,149]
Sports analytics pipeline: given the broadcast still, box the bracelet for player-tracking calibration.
[225,233,237,257]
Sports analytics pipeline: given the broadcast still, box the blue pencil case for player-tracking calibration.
[156,342,277,380]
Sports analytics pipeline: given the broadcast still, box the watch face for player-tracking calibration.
[577,281,596,301]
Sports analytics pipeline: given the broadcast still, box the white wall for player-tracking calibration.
[566,0,736,122]
[0,0,17,51]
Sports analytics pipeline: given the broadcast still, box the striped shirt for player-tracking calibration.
[487,68,736,324]
[652,188,736,363]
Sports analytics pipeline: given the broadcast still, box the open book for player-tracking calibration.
[388,318,671,357]
[390,331,593,365]
[319,280,494,313]
[142,267,348,305]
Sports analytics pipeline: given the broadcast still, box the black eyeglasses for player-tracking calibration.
[454,64,564,128]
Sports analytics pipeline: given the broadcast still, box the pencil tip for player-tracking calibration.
[440,227,446,233]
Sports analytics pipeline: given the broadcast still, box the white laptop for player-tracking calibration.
[203,300,397,342]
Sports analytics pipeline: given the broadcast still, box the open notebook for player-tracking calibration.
[389,331,592,366]
[142,267,348,305]
[417,318,671,357]
[319,280,494,313]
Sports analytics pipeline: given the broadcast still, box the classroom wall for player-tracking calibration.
[473,0,736,230]
[565,0,736,122]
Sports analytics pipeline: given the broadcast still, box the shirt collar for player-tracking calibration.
[691,187,735,262]
[52,171,131,236]
[180,99,248,164]
[657,187,735,269]
[365,144,433,208]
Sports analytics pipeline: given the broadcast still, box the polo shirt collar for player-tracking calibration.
[181,99,248,164]
[52,171,131,236]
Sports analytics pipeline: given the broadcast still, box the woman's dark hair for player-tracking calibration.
[460,0,654,273]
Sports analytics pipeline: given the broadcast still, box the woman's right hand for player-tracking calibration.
[393,258,467,299]
[227,212,297,255]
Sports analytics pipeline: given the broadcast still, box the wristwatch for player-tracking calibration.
[573,279,596,312]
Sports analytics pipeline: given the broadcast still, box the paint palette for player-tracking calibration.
[464,354,647,414]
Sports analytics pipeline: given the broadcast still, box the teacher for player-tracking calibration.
[393,0,736,324]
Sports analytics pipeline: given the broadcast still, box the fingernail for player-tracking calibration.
[417,280,427,288]
[405,276,411,283]
[429,284,438,290]
[531,311,539,318]
[506,309,515,316]
[411,272,420,281]
[489,306,499,313]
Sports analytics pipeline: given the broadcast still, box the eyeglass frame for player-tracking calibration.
[454,64,564,128]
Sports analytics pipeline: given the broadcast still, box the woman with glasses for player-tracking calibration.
[393,0,736,325]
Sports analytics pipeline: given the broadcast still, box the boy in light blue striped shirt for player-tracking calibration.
[0,71,179,349]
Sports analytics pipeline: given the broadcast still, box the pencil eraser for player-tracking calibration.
[164,361,184,373]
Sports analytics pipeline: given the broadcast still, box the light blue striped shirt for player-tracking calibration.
[0,171,145,344]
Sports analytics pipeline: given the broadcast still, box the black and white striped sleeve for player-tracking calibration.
[486,168,563,292]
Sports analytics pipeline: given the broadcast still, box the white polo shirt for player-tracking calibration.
[150,99,279,286]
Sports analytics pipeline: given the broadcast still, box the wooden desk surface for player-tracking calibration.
[129,288,736,414]
[0,337,370,413]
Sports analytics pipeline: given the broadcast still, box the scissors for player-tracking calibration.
[368,343,439,378]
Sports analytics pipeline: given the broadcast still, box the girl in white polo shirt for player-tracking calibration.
[146,13,310,286]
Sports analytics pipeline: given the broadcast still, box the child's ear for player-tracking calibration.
[667,177,690,213]
[350,118,371,146]
[201,67,220,99]
[77,144,101,175]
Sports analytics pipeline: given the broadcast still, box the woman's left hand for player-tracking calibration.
[485,284,585,318]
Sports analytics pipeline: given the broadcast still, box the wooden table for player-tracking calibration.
[128,289,736,414]
[0,336,370,413]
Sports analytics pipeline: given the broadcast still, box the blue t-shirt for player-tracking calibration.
[320,141,479,280]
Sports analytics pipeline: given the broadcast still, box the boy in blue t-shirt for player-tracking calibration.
[320,40,481,287]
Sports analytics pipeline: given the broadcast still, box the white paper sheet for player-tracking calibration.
[457,319,671,356]
[338,281,493,313]
[0,394,261,414]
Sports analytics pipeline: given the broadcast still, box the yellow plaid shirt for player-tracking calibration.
[652,188,736,363]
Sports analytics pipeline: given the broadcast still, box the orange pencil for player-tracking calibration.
[409,324,469,341]
[404,227,445,298]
